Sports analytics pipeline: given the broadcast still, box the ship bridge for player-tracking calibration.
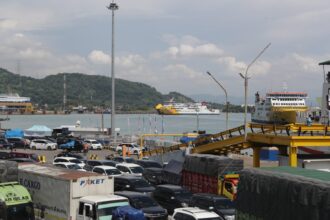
[141,123,330,167]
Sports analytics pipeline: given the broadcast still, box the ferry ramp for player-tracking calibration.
[142,123,330,168]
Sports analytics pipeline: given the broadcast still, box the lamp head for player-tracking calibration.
[239,72,245,79]
[206,71,211,76]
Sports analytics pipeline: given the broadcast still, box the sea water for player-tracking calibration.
[0,113,249,135]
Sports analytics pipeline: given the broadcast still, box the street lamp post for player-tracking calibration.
[206,71,229,132]
[107,1,119,144]
[239,43,271,140]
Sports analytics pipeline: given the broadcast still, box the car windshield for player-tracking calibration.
[131,197,158,209]
[103,162,116,166]
[130,166,144,174]
[67,164,81,170]
[132,179,150,187]
[125,158,135,163]
[199,218,222,220]
[6,202,34,220]
[144,162,162,168]
[92,141,98,144]
[105,169,121,175]
[174,189,192,199]
[70,159,82,164]
[215,199,235,209]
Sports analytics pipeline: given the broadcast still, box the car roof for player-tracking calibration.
[115,191,150,198]
[54,162,76,165]
[93,165,117,170]
[192,193,229,200]
[174,207,220,218]
[85,139,97,141]
[117,163,141,168]
[54,157,77,160]
[115,175,143,180]
[156,184,185,190]
[32,139,49,141]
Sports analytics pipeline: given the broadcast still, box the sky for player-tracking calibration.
[0,0,330,104]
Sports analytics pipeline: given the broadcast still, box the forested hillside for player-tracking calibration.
[0,68,194,111]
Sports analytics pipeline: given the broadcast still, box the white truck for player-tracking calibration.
[17,163,129,220]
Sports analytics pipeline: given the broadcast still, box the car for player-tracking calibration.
[115,191,168,220]
[116,163,144,176]
[116,143,144,155]
[58,139,86,152]
[8,151,39,162]
[7,137,29,149]
[135,159,162,168]
[0,151,10,159]
[0,138,14,149]
[111,156,135,163]
[53,157,85,168]
[152,184,193,215]
[54,162,86,171]
[86,159,118,167]
[189,193,235,220]
[92,165,122,176]
[143,167,164,185]
[114,175,155,193]
[8,158,37,163]
[29,139,57,150]
[84,139,103,150]
[55,152,85,160]
[172,207,222,220]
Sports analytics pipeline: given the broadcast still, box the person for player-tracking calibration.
[306,115,312,126]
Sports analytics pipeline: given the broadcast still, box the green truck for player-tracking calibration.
[236,167,330,220]
[0,181,35,220]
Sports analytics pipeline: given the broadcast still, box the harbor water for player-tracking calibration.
[0,113,249,135]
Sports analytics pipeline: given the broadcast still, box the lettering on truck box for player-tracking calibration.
[80,178,105,187]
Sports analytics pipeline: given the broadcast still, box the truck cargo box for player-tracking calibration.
[236,167,330,220]
[18,163,115,220]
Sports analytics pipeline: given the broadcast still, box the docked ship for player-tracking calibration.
[155,100,220,115]
[251,91,308,124]
[0,93,33,113]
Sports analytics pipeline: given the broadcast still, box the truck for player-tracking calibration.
[278,154,330,171]
[181,154,243,200]
[235,167,330,220]
[0,160,35,220]
[17,163,129,220]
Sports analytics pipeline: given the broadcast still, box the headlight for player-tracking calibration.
[181,202,188,207]
[225,215,235,220]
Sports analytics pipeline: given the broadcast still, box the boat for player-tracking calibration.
[155,99,220,115]
[0,93,33,113]
[251,91,308,124]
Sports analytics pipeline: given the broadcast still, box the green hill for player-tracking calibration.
[0,68,194,111]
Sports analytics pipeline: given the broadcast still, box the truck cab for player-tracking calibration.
[218,174,239,200]
[77,195,129,220]
[0,182,35,220]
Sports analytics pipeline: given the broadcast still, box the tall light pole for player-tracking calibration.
[206,71,229,132]
[107,1,119,143]
[239,43,271,140]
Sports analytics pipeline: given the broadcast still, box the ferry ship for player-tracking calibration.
[0,93,33,113]
[155,100,220,115]
[251,91,308,124]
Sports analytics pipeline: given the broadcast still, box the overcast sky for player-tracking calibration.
[0,0,329,104]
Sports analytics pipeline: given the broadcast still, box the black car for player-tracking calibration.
[7,137,29,149]
[135,159,162,168]
[152,184,192,215]
[143,167,164,185]
[115,191,168,220]
[0,151,10,159]
[189,193,235,220]
[114,175,155,193]
[0,138,14,149]
[112,156,135,163]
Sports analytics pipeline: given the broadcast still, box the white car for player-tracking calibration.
[172,207,222,220]
[84,139,103,150]
[54,162,86,172]
[92,165,122,176]
[29,139,57,150]
[53,157,85,169]
[116,163,144,176]
[116,143,144,155]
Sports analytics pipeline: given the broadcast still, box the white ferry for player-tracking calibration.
[251,91,308,124]
[155,100,220,115]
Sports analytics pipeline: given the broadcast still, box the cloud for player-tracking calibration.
[88,50,111,65]
[291,53,319,72]
[0,19,17,31]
